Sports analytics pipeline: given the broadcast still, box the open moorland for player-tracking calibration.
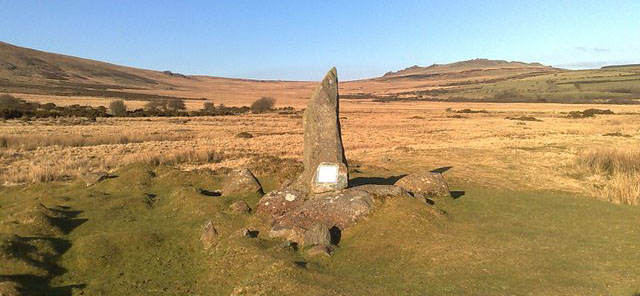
[2,41,640,295]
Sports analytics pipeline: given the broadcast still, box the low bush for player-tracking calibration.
[506,116,542,122]
[455,109,488,114]
[567,109,614,119]
[251,97,276,113]
[109,100,128,116]
[235,132,254,139]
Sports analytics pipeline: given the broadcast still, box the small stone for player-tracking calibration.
[222,168,263,196]
[292,261,307,269]
[81,172,109,187]
[395,171,451,198]
[200,220,218,250]
[241,229,259,238]
[278,240,299,252]
[307,245,332,257]
[229,201,251,213]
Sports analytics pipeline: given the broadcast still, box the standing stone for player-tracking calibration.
[300,67,348,191]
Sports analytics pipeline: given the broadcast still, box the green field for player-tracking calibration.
[433,66,640,104]
[2,164,639,295]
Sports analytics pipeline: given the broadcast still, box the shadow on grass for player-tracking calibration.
[431,166,453,174]
[451,191,466,199]
[48,207,88,234]
[1,275,85,296]
[198,188,222,197]
[3,205,88,295]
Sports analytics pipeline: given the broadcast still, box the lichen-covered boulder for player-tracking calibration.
[266,188,374,246]
[221,168,263,196]
[395,171,450,198]
[255,188,306,224]
[277,188,375,230]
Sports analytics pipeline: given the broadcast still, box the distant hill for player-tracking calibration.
[1,41,637,106]
[0,41,317,106]
[381,59,559,79]
[0,41,177,88]
[601,64,640,70]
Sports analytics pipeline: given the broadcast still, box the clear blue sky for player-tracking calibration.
[1,0,639,81]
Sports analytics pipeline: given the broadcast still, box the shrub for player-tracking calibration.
[251,97,276,113]
[203,101,215,112]
[109,100,128,116]
[167,98,186,110]
[0,94,24,109]
[583,108,614,117]
[235,132,254,139]
[145,99,167,111]
[506,116,542,122]
[455,109,488,114]
[567,109,614,119]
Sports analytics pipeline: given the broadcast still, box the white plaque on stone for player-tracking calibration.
[316,164,338,183]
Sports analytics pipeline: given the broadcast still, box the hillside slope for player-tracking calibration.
[1,41,639,106]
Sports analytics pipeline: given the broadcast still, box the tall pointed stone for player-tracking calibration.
[300,67,348,192]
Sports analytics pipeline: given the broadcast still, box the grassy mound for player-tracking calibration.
[1,164,639,295]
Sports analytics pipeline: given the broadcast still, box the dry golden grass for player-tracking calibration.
[0,132,192,150]
[576,148,640,205]
[2,100,640,206]
[577,148,640,175]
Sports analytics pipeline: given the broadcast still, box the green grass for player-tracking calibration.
[444,67,640,103]
[1,164,640,295]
